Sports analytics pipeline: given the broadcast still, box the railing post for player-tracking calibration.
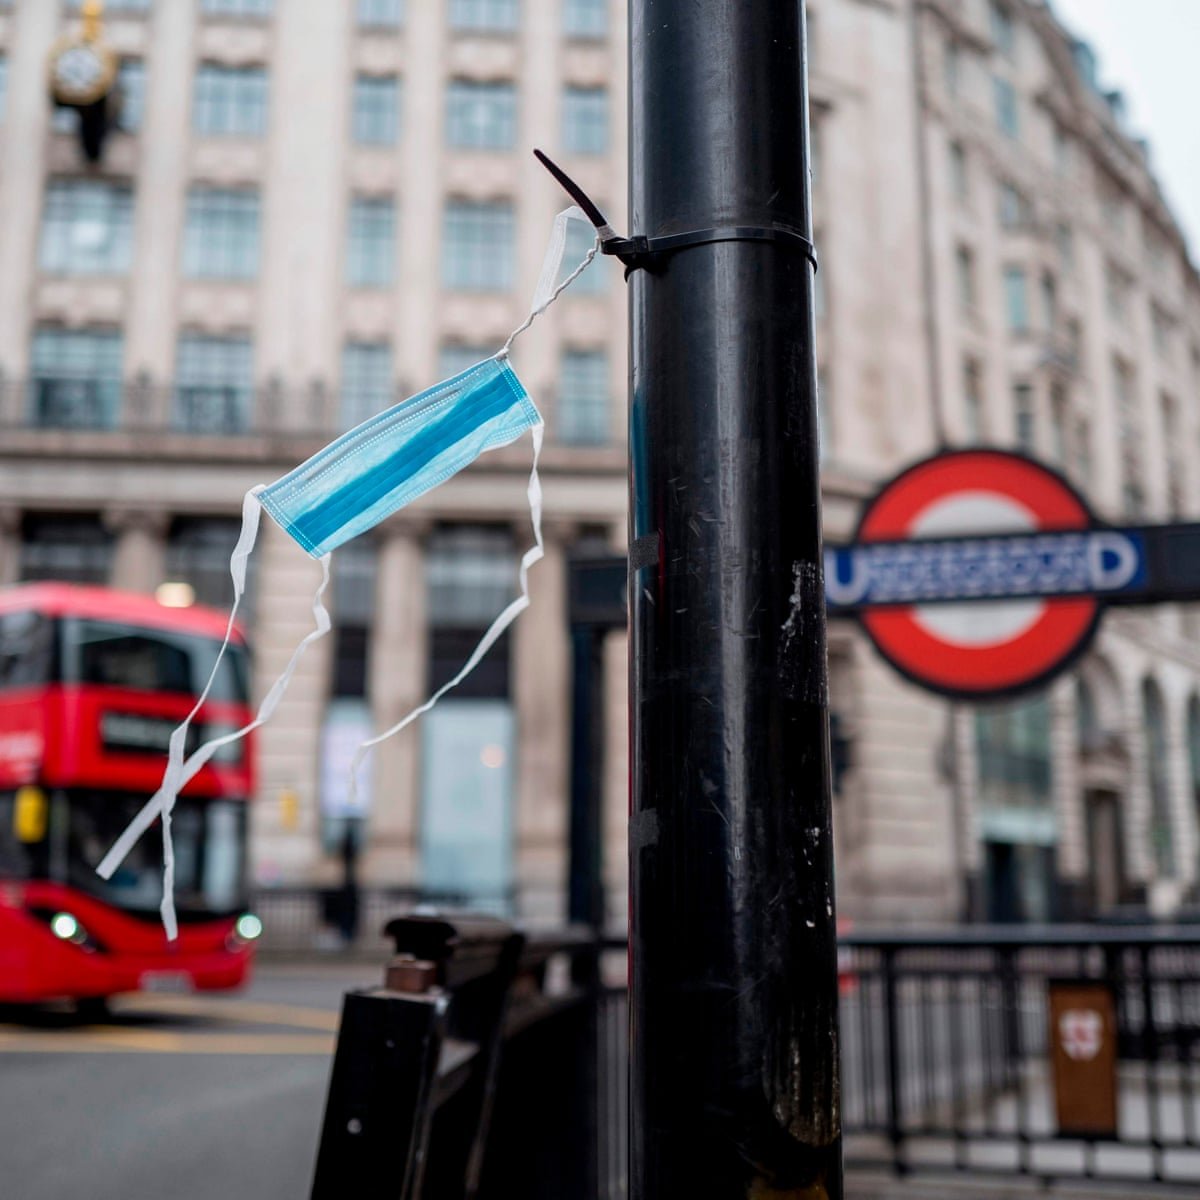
[883,946,905,1176]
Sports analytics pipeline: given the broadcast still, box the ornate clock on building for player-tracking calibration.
[46,1,118,162]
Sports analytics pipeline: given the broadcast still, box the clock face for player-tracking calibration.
[49,38,116,107]
[56,47,104,94]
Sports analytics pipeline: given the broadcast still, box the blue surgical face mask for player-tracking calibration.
[98,206,600,940]
[259,355,539,558]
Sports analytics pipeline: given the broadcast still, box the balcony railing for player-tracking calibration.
[3,376,342,440]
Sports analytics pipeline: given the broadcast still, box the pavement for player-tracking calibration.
[0,961,371,1200]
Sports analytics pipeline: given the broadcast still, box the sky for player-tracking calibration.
[1050,0,1200,257]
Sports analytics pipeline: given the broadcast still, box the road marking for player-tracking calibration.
[111,994,341,1032]
[0,1028,335,1055]
[0,994,343,1054]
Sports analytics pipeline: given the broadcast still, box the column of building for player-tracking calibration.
[105,509,168,595]
[513,518,575,922]
[365,514,429,886]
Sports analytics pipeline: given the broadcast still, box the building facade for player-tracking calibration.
[814,0,1200,923]
[0,0,1197,929]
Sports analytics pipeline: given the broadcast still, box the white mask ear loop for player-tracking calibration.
[498,205,599,359]
[97,486,334,940]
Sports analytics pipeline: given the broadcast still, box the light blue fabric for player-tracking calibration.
[259,355,539,557]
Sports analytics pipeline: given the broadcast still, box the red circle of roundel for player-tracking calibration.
[855,450,1099,699]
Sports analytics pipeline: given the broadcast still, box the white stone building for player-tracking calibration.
[0,0,1197,928]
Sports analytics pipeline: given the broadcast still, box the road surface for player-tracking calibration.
[0,962,370,1200]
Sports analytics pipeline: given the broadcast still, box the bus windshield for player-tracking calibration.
[61,618,249,704]
[65,792,248,917]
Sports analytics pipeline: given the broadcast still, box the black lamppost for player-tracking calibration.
[626,3,843,1195]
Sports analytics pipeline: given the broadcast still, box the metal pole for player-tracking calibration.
[628,2,842,1197]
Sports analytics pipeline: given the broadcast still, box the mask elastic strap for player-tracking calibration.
[348,422,545,806]
[96,487,334,940]
[498,206,598,359]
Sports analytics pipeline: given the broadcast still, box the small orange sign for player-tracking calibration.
[1049,981,1118,1138]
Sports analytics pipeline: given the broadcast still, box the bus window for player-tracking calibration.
[0,612,56,691]
[0,793,29,877]
[65,792,247,916]
[62,619,249,703]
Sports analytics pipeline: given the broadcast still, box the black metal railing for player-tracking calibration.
[309,913,627,1200]
[306,922,1200,1195]
[839,926,1200,1189]
[4,377,339,440]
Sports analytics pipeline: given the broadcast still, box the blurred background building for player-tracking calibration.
[0,0,1197,928]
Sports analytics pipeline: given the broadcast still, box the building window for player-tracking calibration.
[116,60,146,132]
[30,327,123,430]
[438,344,493,379]
[1151,306,1175,362]
[358,0,402,28]
[559,349,609,445]
[955,244,975,311]
[1105,262,1129,322]
[449,0,518,33]
[559,217,606,292]
[428,526,515,628]
[944,38,960,97]
[341,342,392,431]
[1055,222,1074,272]
[1013,383,1034,452]
[345,195,395,287]
[1003,265,1029,333]
[1040,271,1057,333]
[997,181,1029,230]
[329,537,376,698]
[427,526,516,697]
[19,515,112,584]
[1053,123,1071,175]
[446,80,517,150]
[993,76,1019,138]
[1049,382,1068,464]
[39,179,134,275]
[201,0,272,16]
[564,0,605,38]
[1162,392,1184,517]
[1073,415,1091,484]
[949,140,968,203]
[563,85,608,154]
[990,2,1016,58]
[975,696,1052,810]
[1143,679,1175,878]
[963,357,984,443]
[352,75,400,145]
[442,200,514,291]
[166,518,251,613]
[174,335,253,434]
[183,188,259,280]
[193,64,268,137]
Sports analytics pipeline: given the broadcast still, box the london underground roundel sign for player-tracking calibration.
[844,450,1101,700]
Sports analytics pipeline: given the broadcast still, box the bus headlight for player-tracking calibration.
[234,913,263,943]
[50,912,86,944]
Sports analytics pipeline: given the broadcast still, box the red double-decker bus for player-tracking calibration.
[0,583,261,1003]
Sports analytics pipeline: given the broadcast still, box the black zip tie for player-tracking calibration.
[534,148,819,278]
